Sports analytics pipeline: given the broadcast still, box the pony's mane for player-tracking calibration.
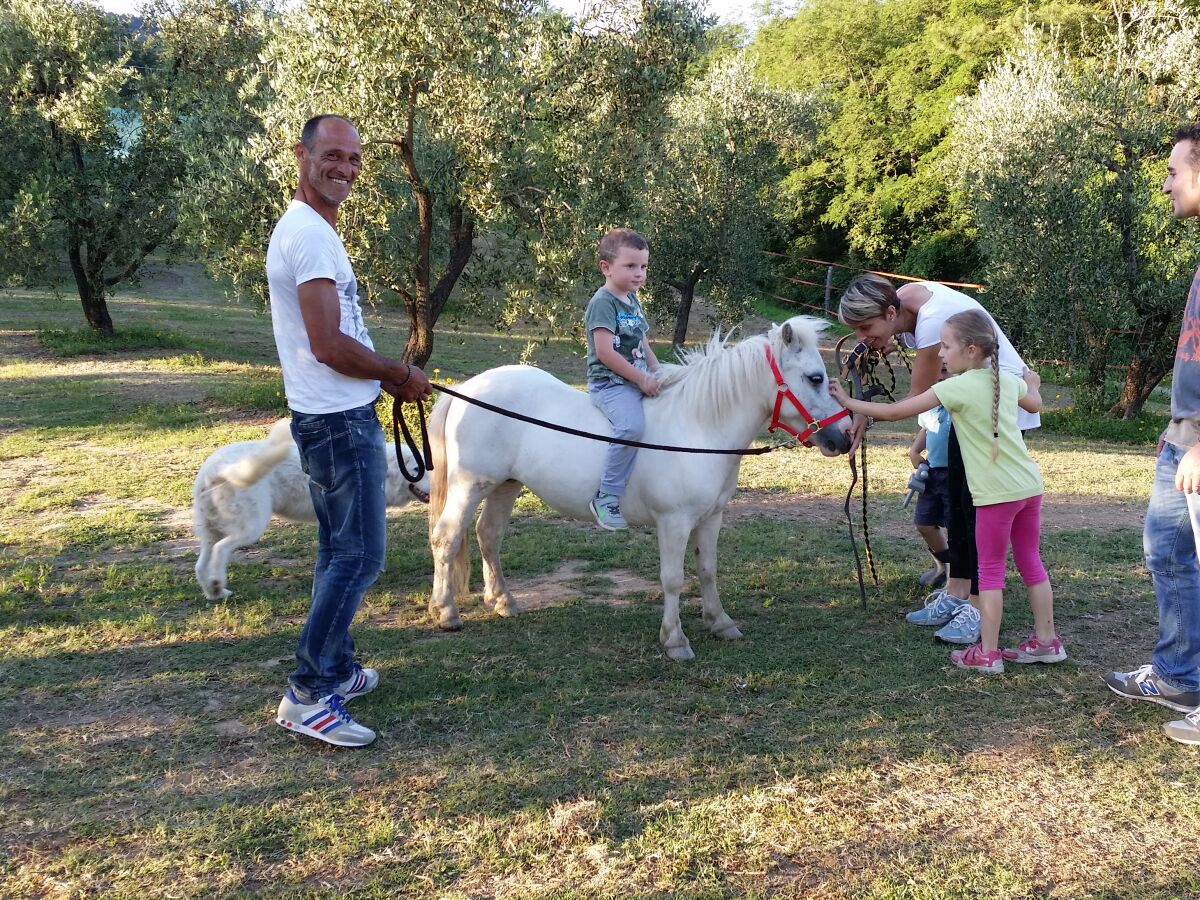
[652,316,827,427]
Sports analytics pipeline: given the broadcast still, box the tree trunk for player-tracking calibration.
[390,89,477,370]
[1109,351,1170,419]
[670,265,705,350]
[67,226,114,336]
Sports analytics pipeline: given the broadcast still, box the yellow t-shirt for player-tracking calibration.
[932,368,1043,506]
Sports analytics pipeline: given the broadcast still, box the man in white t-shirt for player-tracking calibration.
[268,114,431,748]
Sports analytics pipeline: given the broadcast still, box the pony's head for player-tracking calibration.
[768,316,853,457]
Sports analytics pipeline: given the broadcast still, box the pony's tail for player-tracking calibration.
[219,419,294,488]
[427,394,470,598]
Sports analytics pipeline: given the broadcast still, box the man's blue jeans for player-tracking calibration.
[289,402,387,700]
[1145,442,1200,692]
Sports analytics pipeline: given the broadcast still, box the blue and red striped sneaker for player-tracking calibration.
[276,690,376,747]
[338,665,379,701]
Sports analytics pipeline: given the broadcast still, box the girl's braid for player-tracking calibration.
[990,344,1001,461]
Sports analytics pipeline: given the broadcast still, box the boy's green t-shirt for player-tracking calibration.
[585,287,650,383]
[932,368,1043,506]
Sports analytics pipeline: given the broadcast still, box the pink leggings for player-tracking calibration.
[974,494,1048,592]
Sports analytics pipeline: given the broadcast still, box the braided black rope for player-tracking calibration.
[834,335,909,609]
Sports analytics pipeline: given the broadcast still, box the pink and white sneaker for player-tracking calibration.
[1002,634,1067,664]
[950,644,1005,674]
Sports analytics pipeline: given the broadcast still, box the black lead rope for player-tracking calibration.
[391,397,433,483]
[834,335,908,609]
[389,379,802,486]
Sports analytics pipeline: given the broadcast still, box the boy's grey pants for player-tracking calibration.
[588,377,645,497]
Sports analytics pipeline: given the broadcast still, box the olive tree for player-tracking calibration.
[950,4,1200,416]
[642,53,819,347]
[201,0,707,367]
[0,0,266,334]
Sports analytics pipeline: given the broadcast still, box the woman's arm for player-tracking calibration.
[1019,366,1042,412]
[908,345,943,397]
[830,380,941,421]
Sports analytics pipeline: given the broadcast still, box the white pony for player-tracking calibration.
[427,315,852,660]
[193,419,430,601]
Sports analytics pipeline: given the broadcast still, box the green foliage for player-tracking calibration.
[194,0,708,366]
[37,325,187,356]
[0,0,267,334]
[642,53,819,341]
[949,4,1200,417]
[750,0,1111,272]
[1040,406,1160,444]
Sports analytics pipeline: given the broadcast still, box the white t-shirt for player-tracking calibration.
[266,200,380,414]
[901,282,1040,431]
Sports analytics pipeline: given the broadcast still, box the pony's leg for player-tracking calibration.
[476,480,522,618]
[656,515,695,661]
[430,482,490,631]
[694,512,742,640]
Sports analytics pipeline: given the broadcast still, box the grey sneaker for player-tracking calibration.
[276,690,376,747]
[590,492,628,530]
[905,588,967,626]
[1164,708,1200,745]
[337,664,379,701]
[1104,664,1200,713]
[918,566,947,588]
[935,602,981,644]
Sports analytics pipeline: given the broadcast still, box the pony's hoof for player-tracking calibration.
[714,624,743,640]
[665,642,695,662]
[492,599,519,618]
[436,612,464,631]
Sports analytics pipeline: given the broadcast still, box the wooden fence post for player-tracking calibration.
[824,264,834,316]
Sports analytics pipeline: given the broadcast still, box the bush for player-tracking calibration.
[1039,407,1159,445]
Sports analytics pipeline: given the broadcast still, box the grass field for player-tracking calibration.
[2,265,1196,899]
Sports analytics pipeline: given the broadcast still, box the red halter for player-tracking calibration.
[765,346,850,447]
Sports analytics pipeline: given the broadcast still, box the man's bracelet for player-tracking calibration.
[396,364,412,387]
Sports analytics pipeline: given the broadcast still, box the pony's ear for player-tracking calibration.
[782,322,794,346]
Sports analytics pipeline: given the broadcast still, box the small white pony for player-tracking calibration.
[427,315,852,660]
[193,419,430,601]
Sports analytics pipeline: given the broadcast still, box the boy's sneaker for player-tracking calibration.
[1163,709,1200,746]
[276,690,376,747]
[1103,664,1200,713]
[337,664,379,701]
[590,492,628,530]
[950,643,1005,674]
[934,602,981,644]
[905,588,966,626]
[1002,634,1067,664]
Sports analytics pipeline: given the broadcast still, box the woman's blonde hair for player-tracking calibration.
[838,273,899,325]
[944,309,1003,461]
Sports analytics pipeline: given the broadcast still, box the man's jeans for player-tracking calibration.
[1145,442,1200,692]
[289,403,387,700]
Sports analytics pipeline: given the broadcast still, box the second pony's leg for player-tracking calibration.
[694,512,741,640]
[656,514,695,661]
[476,479,523,618]
[429,480,491,631]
